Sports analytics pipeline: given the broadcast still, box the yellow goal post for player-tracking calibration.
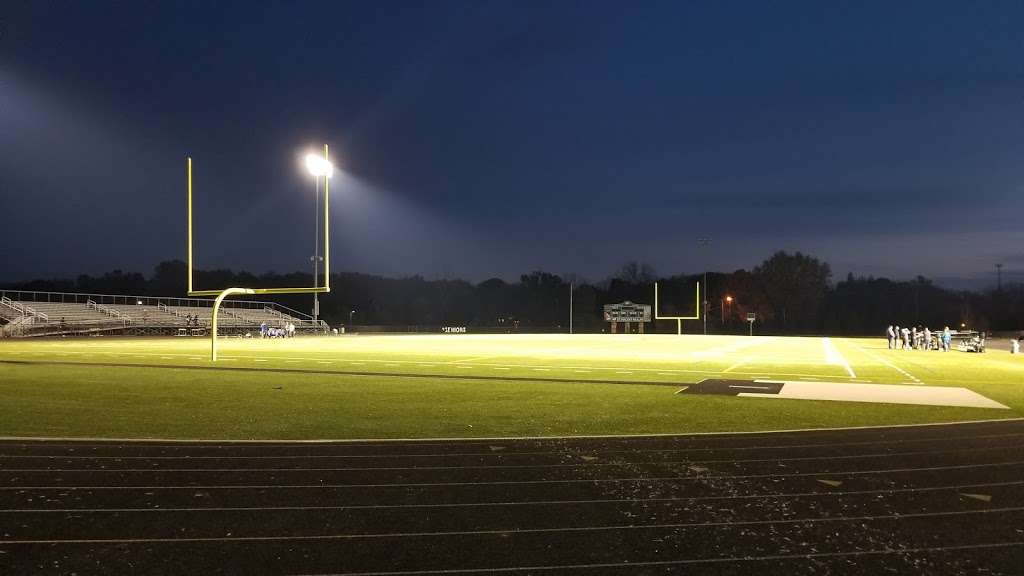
[653,281,700,335]
[186,145,332,360]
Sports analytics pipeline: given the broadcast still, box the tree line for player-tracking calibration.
[4,253,1022,335]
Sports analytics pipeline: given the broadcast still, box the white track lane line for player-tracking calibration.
[5,480,1020,513]
[9,444,1014,473]
[3,432,1020,460]
[5,461,1022,490]
[305,543,1024,574]
[2,507,1021,545]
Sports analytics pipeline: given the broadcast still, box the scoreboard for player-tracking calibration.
[603,301,651,323]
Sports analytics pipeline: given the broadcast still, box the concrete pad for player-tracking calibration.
[747,380,1009,409]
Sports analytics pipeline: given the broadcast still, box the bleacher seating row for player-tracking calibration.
[0,292,324,337]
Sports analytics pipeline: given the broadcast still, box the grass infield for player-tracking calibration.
[1,334,1021,440]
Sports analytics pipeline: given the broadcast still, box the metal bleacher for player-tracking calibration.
[0,291,323,337]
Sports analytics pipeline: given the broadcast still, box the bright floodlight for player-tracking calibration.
[305,153,334,178]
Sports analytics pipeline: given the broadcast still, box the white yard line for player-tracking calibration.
[823,338,856,379]
[856,344,923,384]
[721,359,747,373]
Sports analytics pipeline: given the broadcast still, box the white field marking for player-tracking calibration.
[5,433,1022,461]
[12,443,1014,473]
[575,370,591,373]
[657,372,675,376]
[721,359,748,373]
[160,356,174,360]
[6,481,1022,514]
[2,417,1019,446]
[3,507,1022,545]
[253,359,268,363]
[615,371,633,374]
[823,338,856,378]
[317,361,332,365]
[532,368,550,372]
[493,367,510,371]
[856,344,922,384]
[747,380,1008,410]
[5,461,1022,491]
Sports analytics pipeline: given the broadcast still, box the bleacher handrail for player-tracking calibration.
[1,289,314,322]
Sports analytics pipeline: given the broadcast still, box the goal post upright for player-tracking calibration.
[654,281,700,335]
[186,145,333,360]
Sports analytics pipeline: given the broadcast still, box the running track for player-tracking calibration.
[1,419,1023,575]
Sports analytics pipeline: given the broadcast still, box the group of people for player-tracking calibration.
[886,324,954,352]
[184,314,202,328]
[260,322,296,338]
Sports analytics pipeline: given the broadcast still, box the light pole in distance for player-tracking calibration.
[305,152,334,327]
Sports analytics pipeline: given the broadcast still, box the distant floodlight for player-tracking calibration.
[305,153,334,178]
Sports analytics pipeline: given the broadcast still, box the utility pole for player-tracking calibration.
[697,237,711,335]
[569,282,573,335]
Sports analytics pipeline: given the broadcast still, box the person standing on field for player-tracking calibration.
[901,326,911,350]
[942,326,952,352]
[887,325,896,349]
[923,327,931,350]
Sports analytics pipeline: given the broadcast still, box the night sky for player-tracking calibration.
[2,1,1022,288]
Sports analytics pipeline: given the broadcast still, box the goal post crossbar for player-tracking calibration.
[654,281,700,335]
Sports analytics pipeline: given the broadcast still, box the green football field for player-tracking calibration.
[1,334,1021,440]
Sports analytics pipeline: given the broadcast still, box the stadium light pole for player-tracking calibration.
[305,152,334,328]
[569,282,573,335]
[349,309,355,326]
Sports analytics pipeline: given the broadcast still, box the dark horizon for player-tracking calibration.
[2,1,1023,289]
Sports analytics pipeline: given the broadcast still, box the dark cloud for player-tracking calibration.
[2,1,1023,288]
